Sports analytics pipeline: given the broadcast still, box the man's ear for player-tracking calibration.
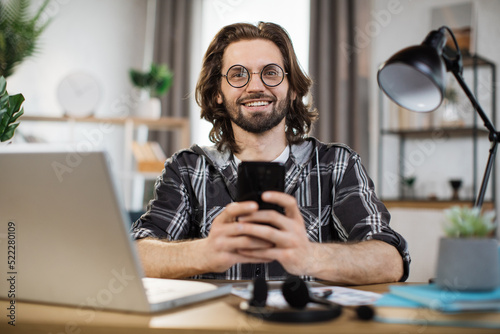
[217,93,223,105]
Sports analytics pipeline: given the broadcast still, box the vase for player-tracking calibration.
[136,97,162,119]
[435,237,500,291]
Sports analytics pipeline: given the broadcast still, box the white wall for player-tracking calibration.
[389,208,447,282]
[8,0,148,118]
[6,0,150,198]
[7,0,150,136]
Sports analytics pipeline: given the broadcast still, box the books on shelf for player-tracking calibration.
[375,284,500,329]
[132,141,166,173]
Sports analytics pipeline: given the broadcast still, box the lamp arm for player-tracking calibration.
[450,69,499,209]
[451,70,498,137]
[475,140,498,209]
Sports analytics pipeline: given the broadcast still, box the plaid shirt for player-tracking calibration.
[131,138,410,281]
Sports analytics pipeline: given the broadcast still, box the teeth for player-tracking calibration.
[245,101,270,107]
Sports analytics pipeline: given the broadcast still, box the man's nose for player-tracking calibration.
[245,72,266,91]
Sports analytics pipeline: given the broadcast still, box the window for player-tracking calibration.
[189,0,311,146]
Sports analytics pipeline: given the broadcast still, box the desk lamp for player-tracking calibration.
[377,26,496,209]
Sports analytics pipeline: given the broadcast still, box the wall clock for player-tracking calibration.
[57,72,101,117]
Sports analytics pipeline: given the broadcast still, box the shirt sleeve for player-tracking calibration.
[130,153,193,241]
[333,152,411,282]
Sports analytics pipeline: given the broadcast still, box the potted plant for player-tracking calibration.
[440,83,465,127]
[435,206,498,291]
[0,0,51,78]
[129,63,173,119]
[0,76,25,144]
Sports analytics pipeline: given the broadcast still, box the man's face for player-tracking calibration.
[217,39,293,134]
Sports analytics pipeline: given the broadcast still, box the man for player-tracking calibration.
[131,22,410,284]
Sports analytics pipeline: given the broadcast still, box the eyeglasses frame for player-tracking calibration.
[221,63,288,88]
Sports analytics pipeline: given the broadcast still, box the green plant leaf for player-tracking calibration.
[0,0,51,78]
[0,81,24,142]
[443,206,496,238]
[129,63,174,98]
[10,106,24,123]
[8,93,25,113]
[0,122,20,142]
[129,69,149,89]
[0,94,8,108]
[0,76,6,95]
[0,107,10,128]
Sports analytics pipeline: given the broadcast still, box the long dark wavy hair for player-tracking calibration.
[195,22,318,153]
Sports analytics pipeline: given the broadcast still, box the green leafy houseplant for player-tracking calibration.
[436,206,499,291]
[0,76,24,142]
[129,63,173,98]
[443,206,496,238]
[0,0,51,78]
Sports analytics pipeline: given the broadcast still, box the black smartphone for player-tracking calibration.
[236,161,285,213]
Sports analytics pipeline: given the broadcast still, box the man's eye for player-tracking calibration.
[229,70,247,79]
[264,70,279,77]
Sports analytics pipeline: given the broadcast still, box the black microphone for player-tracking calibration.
[282,276,342,311]
[249,276,268,307]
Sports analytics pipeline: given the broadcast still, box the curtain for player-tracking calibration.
[151,0,193,157]
[309,0,371,168]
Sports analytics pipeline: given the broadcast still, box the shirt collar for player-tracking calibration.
[233,145,290,165]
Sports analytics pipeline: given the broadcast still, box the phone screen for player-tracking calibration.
[236,161,285,213]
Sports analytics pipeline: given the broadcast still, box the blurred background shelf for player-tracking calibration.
[20,115,190,211]
[383,199,495,211]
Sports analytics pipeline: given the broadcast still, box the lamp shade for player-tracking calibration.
[377,44,447,112]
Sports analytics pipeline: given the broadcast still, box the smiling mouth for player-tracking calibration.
[244,100,271,107]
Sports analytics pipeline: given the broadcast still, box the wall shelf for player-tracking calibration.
[20,115,190,211]
[380,127,490,138]
[383,199,495,211]
[377,54,497,208]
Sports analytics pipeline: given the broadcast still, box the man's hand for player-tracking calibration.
[137,192,403,283]
[136,200,274,279]
[234,191,316,276]
[197,201,275,273]
[233,191,404,284]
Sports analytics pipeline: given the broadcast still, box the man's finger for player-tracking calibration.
[261,191,301,218]
[220,201,259,223]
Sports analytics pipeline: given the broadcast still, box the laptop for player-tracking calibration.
[0,144,231,313]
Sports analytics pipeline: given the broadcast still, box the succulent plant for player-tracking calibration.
[443,206,496,238]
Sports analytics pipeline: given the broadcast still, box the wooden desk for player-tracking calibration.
[1,283,498,334]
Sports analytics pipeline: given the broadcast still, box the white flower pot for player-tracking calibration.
[136,97,162,119]
[435,237,500,291]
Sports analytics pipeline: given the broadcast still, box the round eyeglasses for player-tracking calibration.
[221,63,287,88]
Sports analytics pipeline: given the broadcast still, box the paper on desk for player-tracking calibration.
[232,284,382,308]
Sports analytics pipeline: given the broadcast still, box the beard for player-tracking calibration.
[221,92,289,134]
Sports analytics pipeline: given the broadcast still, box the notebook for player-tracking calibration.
[0,144,231,313]
[375,292,500,329]
[388,284,500,312]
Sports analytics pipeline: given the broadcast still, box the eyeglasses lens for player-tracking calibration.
[226,64,284,88]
